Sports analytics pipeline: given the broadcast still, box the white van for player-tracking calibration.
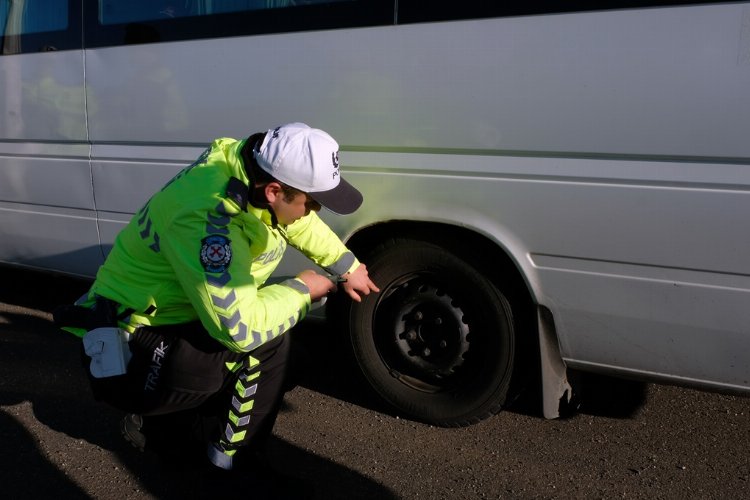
[2,0,749,426]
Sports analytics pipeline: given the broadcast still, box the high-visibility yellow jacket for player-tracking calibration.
[73,138,359,353]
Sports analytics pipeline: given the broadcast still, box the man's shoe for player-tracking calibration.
[120,414,146,451]
[206,442,234,471]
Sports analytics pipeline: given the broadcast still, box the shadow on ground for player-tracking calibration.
[0,267,396,499]
[0,266,649,498]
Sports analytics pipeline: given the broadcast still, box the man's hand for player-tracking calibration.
[341,263,380,302]
[296,270,336,302]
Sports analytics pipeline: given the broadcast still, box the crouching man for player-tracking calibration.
[56,123,379,471]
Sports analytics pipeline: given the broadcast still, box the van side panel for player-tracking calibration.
[0,51,101,276]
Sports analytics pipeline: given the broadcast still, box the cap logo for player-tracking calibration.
[332,151,340,179]
[272,126,280,139]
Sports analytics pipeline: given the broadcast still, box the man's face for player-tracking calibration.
[269,189,321,225]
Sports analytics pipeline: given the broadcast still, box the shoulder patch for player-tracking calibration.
[200,235,232,273]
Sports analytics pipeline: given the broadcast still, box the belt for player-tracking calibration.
[53,296,154,330]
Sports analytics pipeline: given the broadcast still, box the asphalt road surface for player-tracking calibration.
[1,267,748,499]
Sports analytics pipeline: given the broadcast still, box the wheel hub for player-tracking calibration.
[388,281,471,382]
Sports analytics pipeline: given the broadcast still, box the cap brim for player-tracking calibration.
[309,178,363,215]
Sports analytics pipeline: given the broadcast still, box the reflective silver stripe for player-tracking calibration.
[215,201,230,216]
[138,216,160,253]
[211,290,237,309]
[276,323,287,339]
[224,423,236,441]
[243,383,258,398]
[149,233,160,253]
[220,310,241,329]
[242,330,263,351]
[234,322,248,343]
[237,415,251,426]
[205,205,231,235]
[137,203,150,225]
[327,251,356,275]
[281,278,309,295]
[269,316,297,340]
[208,213,230,226]
[139,218,153,239]
[207,272,231,287]
[205,221,230,235]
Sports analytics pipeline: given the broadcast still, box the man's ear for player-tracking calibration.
[264,182,283,203]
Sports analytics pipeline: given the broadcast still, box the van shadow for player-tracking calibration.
[0,267,396,499]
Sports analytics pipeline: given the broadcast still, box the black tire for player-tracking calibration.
[346,238,515,427]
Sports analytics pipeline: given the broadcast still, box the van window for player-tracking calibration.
[1,0,76,54]
[98,0,351,25]
[0,0,67,36]
[87,0,385,48]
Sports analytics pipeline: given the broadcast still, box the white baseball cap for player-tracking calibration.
[253,122,363,215]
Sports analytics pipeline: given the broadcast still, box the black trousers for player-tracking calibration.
[84,322,290,453]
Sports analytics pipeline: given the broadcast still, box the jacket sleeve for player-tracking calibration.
[159,201,312,353]
[283,211,360,276]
